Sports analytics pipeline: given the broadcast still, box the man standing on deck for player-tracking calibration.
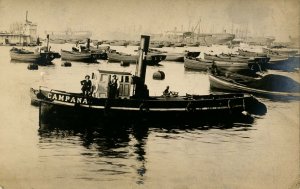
[80,75,92,96]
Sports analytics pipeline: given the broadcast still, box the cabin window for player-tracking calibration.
[124,85,129,96]
[125,76,129,83]
[119,84,123,94]
[121,76,124,82]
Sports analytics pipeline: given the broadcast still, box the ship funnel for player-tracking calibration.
[133,35,150,98]
[136,35,150,80]
[26,11,28,22]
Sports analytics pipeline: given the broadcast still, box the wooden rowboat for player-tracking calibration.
[61,50,97,62]
[184,57,213,71]
[209,74,300,99]
[10,47,60,65]
[108,50,166,65]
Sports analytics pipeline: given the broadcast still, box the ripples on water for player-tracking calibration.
[0,44,299,189]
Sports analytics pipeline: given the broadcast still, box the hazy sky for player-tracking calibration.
[0,0,299,41]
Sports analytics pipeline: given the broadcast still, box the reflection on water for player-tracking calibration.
[38,117,256,184]
[39,121,149,184]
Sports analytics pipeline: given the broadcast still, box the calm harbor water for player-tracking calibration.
[0,44,299,189]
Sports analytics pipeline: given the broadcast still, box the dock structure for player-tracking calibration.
[0,11,37,45]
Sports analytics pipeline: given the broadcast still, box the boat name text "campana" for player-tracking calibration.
[47,93,88,104]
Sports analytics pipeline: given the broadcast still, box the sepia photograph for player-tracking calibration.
[0,0,299,188]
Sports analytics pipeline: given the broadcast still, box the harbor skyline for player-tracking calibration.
[0,0,299,41]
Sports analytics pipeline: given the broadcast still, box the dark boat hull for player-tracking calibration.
[10,51,60,65]
[209,74,300,100]
[184,57,213,71]
[61,50,97,62]
[164,53,185,62]
[33,88,267,125]
[39,100,254,125]
[108,52,166,65]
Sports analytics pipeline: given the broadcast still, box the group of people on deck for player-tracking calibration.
[81,75,175,98]
[80,74,119,98]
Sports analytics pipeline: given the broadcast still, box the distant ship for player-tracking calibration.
[152,30,235,46]
[197,33,235,46]
[244,36,275,46]
[45,28,92,43]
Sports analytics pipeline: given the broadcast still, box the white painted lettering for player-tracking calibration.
[47,93,52,98]
[65,96,70,102]
[77,98,82,103]
[82,98,88,104]
[58,95,64,101]
[70,97,76,103]
[52,94,57,100]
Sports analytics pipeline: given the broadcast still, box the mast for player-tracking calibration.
[197,17,201,42]
[46,34,49,51]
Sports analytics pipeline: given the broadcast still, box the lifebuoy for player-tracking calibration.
[139,103,149,112]
[186,102,195,112]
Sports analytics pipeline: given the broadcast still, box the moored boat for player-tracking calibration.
[33,35,267,124]
[10,35,61,65]
[109,40,129,46]
[205,53,268,74]
[61,50,97,62]
[237,49,293,70]
[61,39,107,62]
[237,49,268,57]
[209,73,300,100]
[213,60,258,74]
[149,41,164,48]
[148,48,186,62]
[107,49,166,65]
[184,57,213,71]
[263,46,299,57]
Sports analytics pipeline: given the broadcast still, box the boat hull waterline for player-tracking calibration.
[10,50,60,65]
[34,88,267,122]
[209,74,300,99]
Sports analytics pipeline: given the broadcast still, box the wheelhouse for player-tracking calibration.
[91,70,133,99]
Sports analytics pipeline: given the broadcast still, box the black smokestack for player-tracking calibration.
[134,35,150,98]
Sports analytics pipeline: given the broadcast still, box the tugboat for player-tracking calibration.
[107,49,166,66]
[61,38,107,63]
[34,35,267,124]
[10,35,61,65]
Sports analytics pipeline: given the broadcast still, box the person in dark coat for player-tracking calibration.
[108,75,119,98]
[163,86,170,96]
[81,75,92,96]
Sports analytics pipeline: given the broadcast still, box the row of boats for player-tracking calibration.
[49,39,211,48]
[184,46,300,99]
[18,35,299,125]
[9,37,171,65]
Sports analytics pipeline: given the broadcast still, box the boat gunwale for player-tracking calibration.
[209,74,300,97]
